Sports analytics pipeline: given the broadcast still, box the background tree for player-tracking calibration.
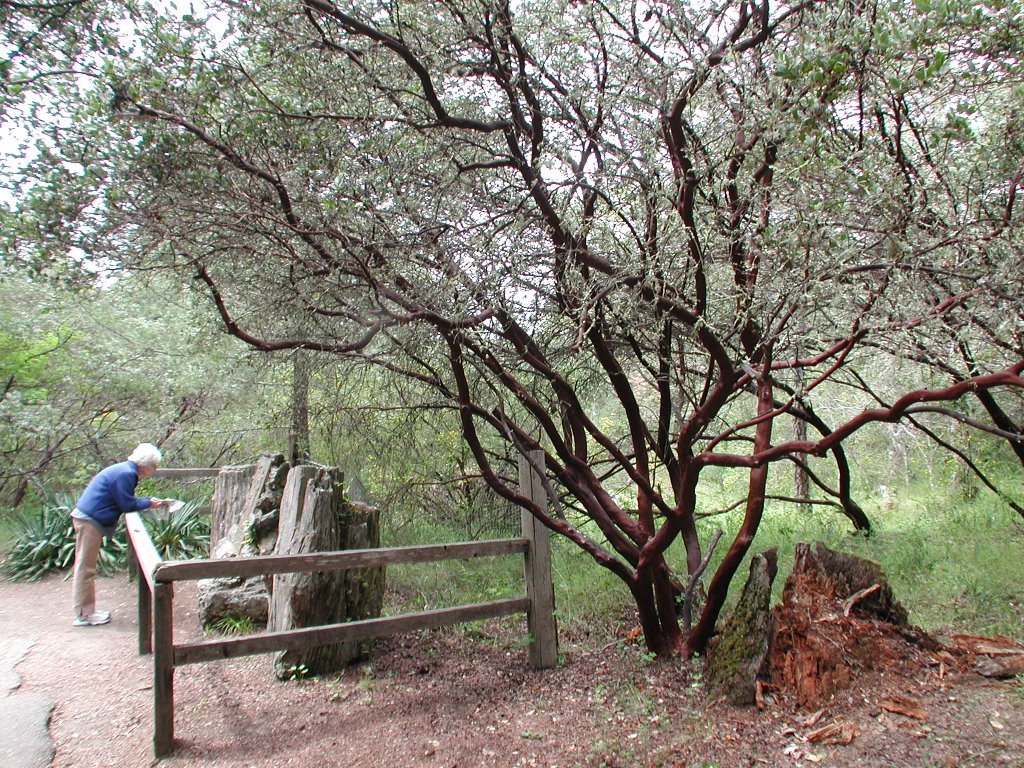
[0,269,300,510]
[6,0,1024,657]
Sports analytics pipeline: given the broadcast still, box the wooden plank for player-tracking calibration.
[138,576,152,655]
[135,541,153,655]
[124,513,162,590]
[518,451,559,669]
[152,582,175,757]
[155,538,529,583]
[153,468,220,480]
[174,597,531,666]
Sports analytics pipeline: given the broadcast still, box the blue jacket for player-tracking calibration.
[74,460,153,529]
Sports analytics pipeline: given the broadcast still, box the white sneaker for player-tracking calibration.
[73,611,111,627]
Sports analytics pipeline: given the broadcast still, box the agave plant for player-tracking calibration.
[2,504,76,581]
[3,494,211,581]
[143,501,210,561]
[2,494,127,580]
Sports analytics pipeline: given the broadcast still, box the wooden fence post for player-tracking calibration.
[153,581,175,757]
[518,450,558,669]
[136,546,152,656]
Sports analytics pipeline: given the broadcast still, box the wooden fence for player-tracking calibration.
[128,452,557,757]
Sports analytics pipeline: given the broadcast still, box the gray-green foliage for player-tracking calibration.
[3,0,1022,655]
[0,269,300,511]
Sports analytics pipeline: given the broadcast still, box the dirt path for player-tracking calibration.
[1,572,1023,768]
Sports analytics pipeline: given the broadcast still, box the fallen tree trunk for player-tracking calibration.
[951,633,1024,678]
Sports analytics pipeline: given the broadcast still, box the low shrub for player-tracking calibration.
[2,494,126,580]
[145,502,210,560]
[2,495,210,581]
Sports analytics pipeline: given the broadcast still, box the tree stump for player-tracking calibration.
[706,548,778,705]
[340,501,385,643]
[208,464,256,557]
[767,541,921,709]
[235,452,291,556]
[199,455,288,627]
[269,466,384,679]
[804,541,908,625]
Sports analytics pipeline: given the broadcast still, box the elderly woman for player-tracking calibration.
[71,443,170,627]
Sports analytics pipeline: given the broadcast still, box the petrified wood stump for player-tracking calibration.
[198,455,287,627]
[269,466,384,679]
[208,464,256,554]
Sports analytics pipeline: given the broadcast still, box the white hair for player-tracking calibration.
[127,443,162,467]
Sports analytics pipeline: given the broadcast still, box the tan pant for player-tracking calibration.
[72,517,104,617]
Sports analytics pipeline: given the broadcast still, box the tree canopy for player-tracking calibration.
[4,0,1023,656]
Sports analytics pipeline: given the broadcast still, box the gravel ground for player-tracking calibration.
[1,572,1022,768]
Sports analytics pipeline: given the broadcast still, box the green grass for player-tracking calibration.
[380,474,1024,643]
[381,515,525,612]
[205,613,257,636]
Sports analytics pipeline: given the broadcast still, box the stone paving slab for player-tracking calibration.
[0,638,32,694]
[0,638,54,768]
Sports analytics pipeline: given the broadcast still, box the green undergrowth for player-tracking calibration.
[0,513,19,553]
[381,515,636,643]
[690,481,1024,638]
[381,517,525,613]
[1,494,211,581]
[382,479,1023,644]
[1,495,127,580]
[8,474,1016,646]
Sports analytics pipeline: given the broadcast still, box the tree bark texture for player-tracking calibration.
[270,466,384,679]
[208,464,257,556]
[201,454,289,626]
[288,349,311,466]
[237,452,291,556]
[706,548,777,705]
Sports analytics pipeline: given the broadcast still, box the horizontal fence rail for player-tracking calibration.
[125,449,557,758]
[151,467,218,516]
[152,468,220,480]
[174,598,533,666]
[153,539,529,582]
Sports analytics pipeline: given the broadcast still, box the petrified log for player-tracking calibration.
[236,452,290,556]
[207,453,289,558]
[196,575,269,625]
[706,548,778,705]
[269,466,384,679]
[199,455,287,627]
[340,501,385,636]
[208,464,255,554]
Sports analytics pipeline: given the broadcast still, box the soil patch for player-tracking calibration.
[1,573,1022,767]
